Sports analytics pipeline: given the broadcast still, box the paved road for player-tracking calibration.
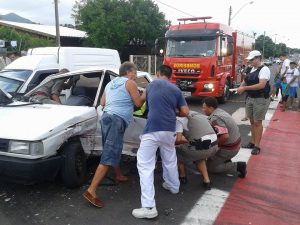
[0,65,278,225]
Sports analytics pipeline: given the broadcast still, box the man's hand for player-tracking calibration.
[237,86,246,95]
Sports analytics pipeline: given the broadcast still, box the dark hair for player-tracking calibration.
[203,97,218,109]
[290,61,297,65]
[159,65,172,79]
[59,68,70,74]
[119,62,137,76]
[280,53,287,57]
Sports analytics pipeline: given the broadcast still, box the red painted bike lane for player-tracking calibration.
[215,109,300,225]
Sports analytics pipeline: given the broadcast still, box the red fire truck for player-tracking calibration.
[157,17,255,103]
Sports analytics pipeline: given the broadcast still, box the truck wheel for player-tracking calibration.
[60,141,86,188]
[218,80,230,104]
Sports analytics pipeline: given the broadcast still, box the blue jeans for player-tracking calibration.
[100,112,127,167]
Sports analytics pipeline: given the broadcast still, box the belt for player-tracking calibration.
[190,139,218,150]
[210,140,218,147]
[221,137,241,150]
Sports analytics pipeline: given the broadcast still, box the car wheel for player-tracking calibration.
[218,79,230,104]
[60,141,87,188]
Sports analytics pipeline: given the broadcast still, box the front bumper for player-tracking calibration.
[0,155,62,184]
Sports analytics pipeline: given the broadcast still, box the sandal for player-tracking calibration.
[242,142,255,149]
[251,147,261,155]
[83,191,103,208]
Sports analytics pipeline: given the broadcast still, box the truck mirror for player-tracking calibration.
[221,48,227,56]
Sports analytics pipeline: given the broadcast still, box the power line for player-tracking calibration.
[154,0,196,18]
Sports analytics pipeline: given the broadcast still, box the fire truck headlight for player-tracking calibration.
[204,83,214,89]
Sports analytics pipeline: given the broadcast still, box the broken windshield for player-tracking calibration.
[166,37,217,58]
[0,70,32,93]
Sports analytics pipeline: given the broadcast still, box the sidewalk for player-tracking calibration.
[215,105,300,225]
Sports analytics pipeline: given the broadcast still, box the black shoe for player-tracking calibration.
[251,146,261,155]
[237,162,247,178]
[179,176,188,184]
[202,182,211,190]
[243,142,255,149]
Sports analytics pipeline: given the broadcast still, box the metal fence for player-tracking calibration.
[129,55,163,75]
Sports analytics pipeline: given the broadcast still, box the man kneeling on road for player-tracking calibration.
[176,111,219,190]
[202,97,247,178]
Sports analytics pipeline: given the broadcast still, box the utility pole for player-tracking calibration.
[262,31,266,58]
[273,34,277,57]
[228,6,232,26]
[54,0,61,47]
[253,32,257,49]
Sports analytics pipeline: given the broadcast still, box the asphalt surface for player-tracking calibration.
[0,65,278,225]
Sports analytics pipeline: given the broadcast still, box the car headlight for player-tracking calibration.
[9,141,44,155]
[204,83,214,89]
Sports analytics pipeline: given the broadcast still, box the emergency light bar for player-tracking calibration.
[177,16,212,23]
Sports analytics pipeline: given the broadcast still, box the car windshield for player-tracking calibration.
[166,37,217,57]
[0,70,32,93]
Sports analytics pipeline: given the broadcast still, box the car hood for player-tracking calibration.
[0,103,97,141]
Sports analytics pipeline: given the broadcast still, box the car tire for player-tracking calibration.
[60,141,87,188]
[218,79,230,104]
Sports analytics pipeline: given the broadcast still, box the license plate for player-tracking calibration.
[182,91,191,97]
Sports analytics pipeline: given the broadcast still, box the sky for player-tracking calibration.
[0,0,299,48]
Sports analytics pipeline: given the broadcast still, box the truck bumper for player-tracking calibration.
[173,79,222,97]
[0,155,63,184]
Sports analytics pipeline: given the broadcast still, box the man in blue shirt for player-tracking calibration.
[132,65,189,219]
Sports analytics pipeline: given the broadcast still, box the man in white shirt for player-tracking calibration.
[237,50,271,155]
[282,61,299,111]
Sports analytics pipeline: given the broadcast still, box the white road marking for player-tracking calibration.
[180,99,279,225]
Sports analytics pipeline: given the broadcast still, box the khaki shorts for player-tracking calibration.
[246,97,270,121]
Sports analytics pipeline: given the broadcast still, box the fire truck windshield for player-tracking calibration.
[166,38,216,58]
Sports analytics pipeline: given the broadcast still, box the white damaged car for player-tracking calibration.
[0,68,151,188]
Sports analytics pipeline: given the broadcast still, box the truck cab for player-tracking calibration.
[159,17,254,103]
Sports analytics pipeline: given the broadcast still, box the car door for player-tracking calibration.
[92,70,118,153]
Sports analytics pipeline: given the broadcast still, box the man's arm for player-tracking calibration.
[126,80,146,108]
[217,133,229,146]
[178,105,189,117]
[237,79,268,94]
[51,94,61,104]
[100,92,106,107]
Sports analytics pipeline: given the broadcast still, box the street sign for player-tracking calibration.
[0,40,5,48]
[11,41,17,47]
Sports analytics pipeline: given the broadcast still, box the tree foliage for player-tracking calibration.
[0,27,55,53]
[255,34,300,57]
[72,0,170,56]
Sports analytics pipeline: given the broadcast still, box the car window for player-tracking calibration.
[64,72,103,106]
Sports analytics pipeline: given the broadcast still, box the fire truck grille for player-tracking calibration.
[0,139,9,152]
[174,73,199,77]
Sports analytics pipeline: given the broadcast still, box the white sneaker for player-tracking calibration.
[162,182,179,194]
[132,207,158,219]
